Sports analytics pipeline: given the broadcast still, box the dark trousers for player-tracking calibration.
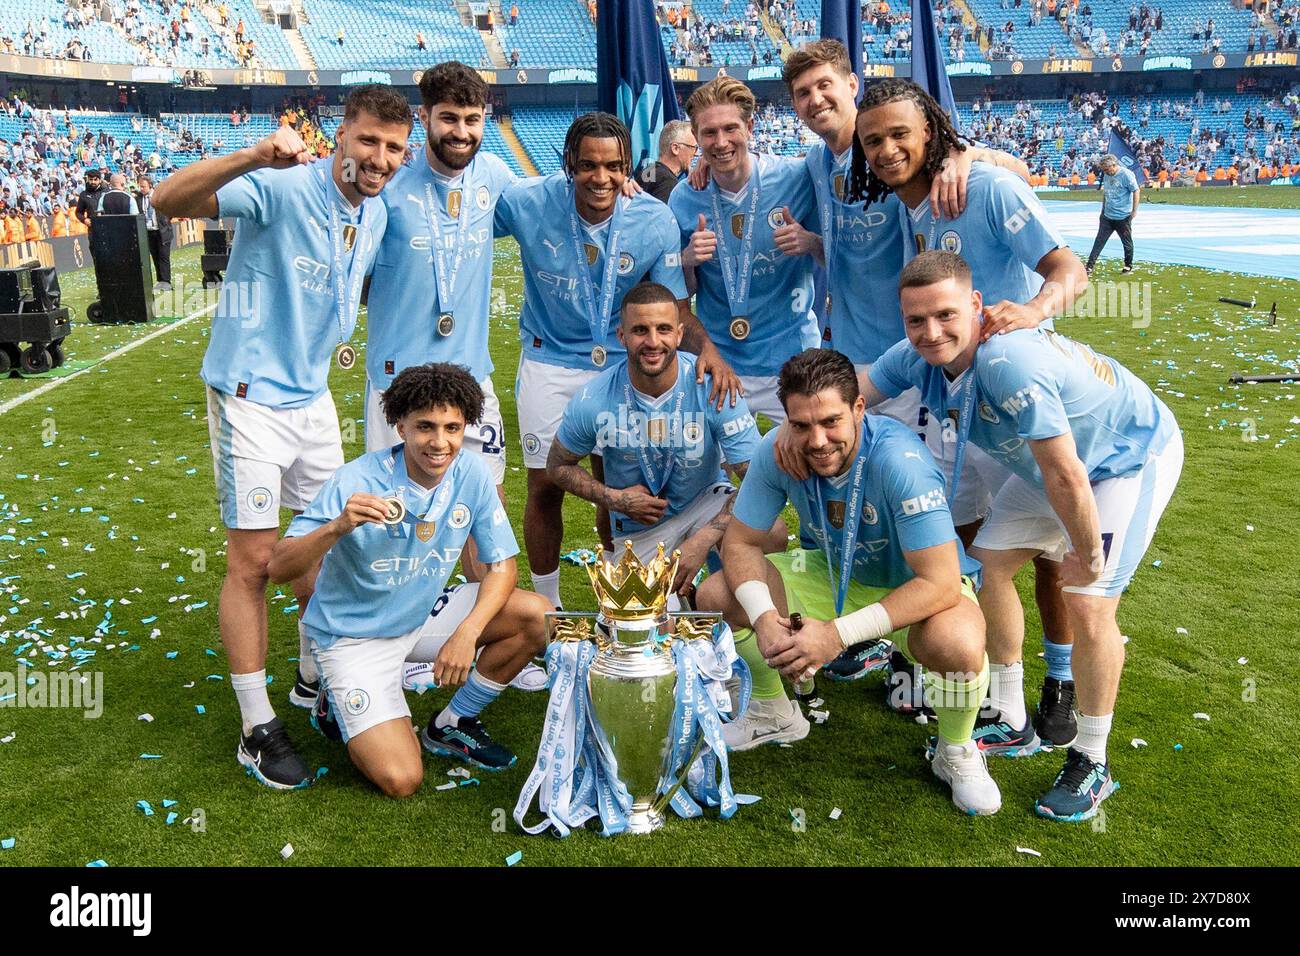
[1086,214,1134,269]
[147,229,172,285]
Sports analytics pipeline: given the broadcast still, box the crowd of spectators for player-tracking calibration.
[660,1,776,68]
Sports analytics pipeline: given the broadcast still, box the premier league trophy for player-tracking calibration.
[514,542,742,836]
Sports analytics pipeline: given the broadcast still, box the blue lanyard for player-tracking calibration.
[621,361,686,497]
[708,156,762,318]
[319,161,369,347]
[819,144,844,278]
[423,163,474,315]
[566,187,625,350]
[804,419,873,617]
[943,368,979,508]
[385,444,455,538]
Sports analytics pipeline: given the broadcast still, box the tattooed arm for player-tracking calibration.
[546,438,668,526]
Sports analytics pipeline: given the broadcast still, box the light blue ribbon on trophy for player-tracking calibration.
[708,164,762,332]
[804,419,874,617]
[622,369,687,498]
[383,444,456,540]
[567,188,626,366]
[319,162,371,351]
[423,171,473,332]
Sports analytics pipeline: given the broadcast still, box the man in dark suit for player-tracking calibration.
[138,174,172,288]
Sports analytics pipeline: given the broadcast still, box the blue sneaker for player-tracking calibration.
[823,638,892,682]
[971,708,1042,757]
[309,687,342,743]
[1035,747,1119,822]
[422,716,517,771]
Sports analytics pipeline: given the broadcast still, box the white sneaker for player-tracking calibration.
[930,739,1002,816]
[723,696,810,752]
[509,662,550,692]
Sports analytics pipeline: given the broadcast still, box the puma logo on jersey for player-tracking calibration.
[542,238,564,258]
[987,354,1012,367]
[903,451,924,461]
[1000,383,1044,415]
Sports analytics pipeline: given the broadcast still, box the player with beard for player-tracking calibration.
[494,112,739,611]
[151,85,412,790]
[848,80,1090,755]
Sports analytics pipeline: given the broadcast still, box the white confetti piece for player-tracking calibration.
[829,808,842,821]
[279,844,294,860]
[1175,627,1189,635]
[0,734,13,744]
[1237,657,1248,665]
[1131,738,1148,748]
[435,781,458,791]
[1016,846,1042,857]
[137,713,154,723]
[1246,525,1254,532]
[446,767,472,779]
[1192,712,1210,721]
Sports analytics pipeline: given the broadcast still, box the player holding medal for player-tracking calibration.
[863,252,1182,820]
[696,349,999,816]
[669,76,823,425]
[151,86,411,789]
[494,112,739,610]
[268,364,550,795]
[546,282,785,603]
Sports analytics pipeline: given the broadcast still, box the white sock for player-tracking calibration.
[231,670,275,734]
[296,619,319,683]
[989,661,1028,730]
[531,569,562,609]
[1075,712,1113,764]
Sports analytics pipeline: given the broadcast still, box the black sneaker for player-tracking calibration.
[1035,747,1118,822]
[972,707,1042,757]
[309,688,342,743]
[823,638,892,682]
[885,649,933,717]
[422,715,516,771]
[288,667,319,709]
[1034,676,1078,747]
[237,717,313,790]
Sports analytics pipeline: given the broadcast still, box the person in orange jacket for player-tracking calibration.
[24,211,42,241]
[51,206,69,237]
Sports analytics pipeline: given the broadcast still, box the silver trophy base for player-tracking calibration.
[625,805,665,834]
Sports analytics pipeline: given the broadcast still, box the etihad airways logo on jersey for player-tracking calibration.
[369,550,462,575]
[832,207,889,237]
[1000,383,1044,415]
[293,255,332,296]
[901,488,947,516]
[408,226,491,253]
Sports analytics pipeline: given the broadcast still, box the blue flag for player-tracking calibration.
[1107,128,1149,184]
[911,0,958,126]
[597,0,681,170]
[820,0,863,95]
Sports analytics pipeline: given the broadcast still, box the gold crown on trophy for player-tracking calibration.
[587,541,680,622]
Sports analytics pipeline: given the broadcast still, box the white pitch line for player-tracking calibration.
[0,301,216,417]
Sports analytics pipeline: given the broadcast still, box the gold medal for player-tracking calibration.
[729,317,750,340]
[437,313,455,336]
[335,343,356,370]
[381,496,406,525]
[591,345,607,367]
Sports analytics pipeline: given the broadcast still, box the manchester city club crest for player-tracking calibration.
[767,207,786,229]
[940,230,962,254]
[863,502,879,525]
[979,401,1000,424]
[448,504,471,529]
[416,521,436,542]
[344,689,370,716]
[476,185,491,210]
[826,499,846,529]
[523,433,541,456]
[247,487,273,514]
[683,421,703,444]
[617,251,636,275]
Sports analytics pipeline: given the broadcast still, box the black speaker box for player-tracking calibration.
[30,266,61,311]
[88,214,155,324]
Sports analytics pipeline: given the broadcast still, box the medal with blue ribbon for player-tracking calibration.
[941,367,979,508]
[709,157,762,340]
[424,166,474,338]
[319,162,370,370]
[384,444,456,540]
[804,417,874,617]
[567,187,625,367]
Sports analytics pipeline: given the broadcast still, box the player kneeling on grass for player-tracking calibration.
[695,348,1001,816]
[864,251,1183,821]
[267,364,549,796]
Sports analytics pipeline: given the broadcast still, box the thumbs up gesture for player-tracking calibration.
[772,205,822,259]
[682,212,717,268]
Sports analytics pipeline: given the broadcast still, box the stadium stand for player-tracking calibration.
[298,0,487,70]
[497,0,597,68]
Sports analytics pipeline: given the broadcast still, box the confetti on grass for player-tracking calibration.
[280,844,294,860]
[1016,847,1042,858]
[505,851,522,867]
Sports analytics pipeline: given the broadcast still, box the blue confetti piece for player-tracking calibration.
[0,694,15,703]
[136,800,154,816]
[162,799,178,808]
[165,812,178,826]
[1173,743,1183,751]
[265,675,273,685]
[459,778,481,787]
[139,753,163,760]
[141,616,157,624]
[195,705,205,714]
[205,648,217,656]
[505,851,522,867]
[315,766,329,778]
[65,572,85,579]
[86,860,107,867]
[165,651,178,659]
[1,838,14,850]
[205,674,224,681]
[191,601,209,610]
[1152,559,1163,568]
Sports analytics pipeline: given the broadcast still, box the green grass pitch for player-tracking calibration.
[1,200,1298,867]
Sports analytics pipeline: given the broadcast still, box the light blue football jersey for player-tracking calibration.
[204,157,386,408]
[869,328,1178,488]
[555,353,760,535]
[668,153,822,376]
[1100,167,1140,219]
[287,445,518,646]
[899,164,1063,318]
[734,415,980,590]
[494,172,688,371]
[366,152,516,388]
[805,141,906,365]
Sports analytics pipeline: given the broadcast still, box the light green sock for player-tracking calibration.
[734,627,786,701]
[926,656,990,746]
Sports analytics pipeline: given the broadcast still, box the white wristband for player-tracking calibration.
[833,602,892,649]
[735,580,777,626]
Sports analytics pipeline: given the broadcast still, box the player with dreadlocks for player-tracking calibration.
[268,362,551,793]
[493,111,740,610]
[849,78,1092,758]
